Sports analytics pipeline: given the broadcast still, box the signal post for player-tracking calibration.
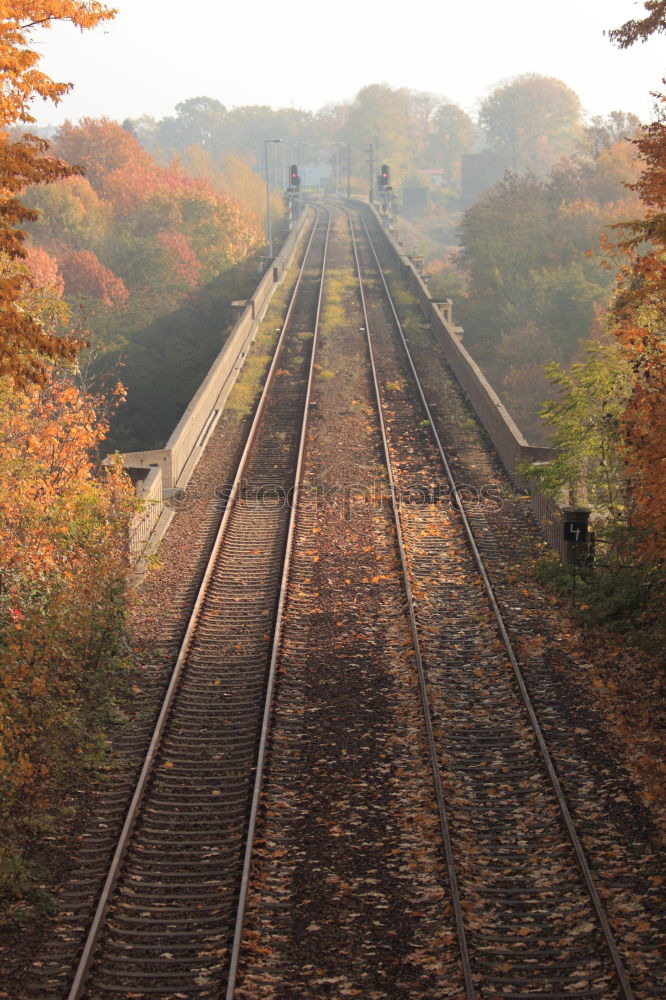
[377,163,393,229]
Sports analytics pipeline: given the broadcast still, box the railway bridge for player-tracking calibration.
[31,201,664,1000]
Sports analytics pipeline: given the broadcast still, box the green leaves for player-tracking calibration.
[521,341,632,519]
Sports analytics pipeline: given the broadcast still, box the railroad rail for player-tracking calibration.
[60,207,330,1000]
[347,204,636,998]
[31,200,657,1000]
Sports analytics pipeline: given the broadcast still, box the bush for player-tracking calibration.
[0,373,135,914]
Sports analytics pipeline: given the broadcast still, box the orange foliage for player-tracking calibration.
[157,230,201,288]
[615,317,666,554]
[0,2,116,386]
[0,371,126,576]
[0,136,80,384]
[99,159,162,217]
[59,248,128,306]
[0,2,115,128]
[0,367,134,882]
[0,5,138,901]
[610,95,666,564]
[24,244,63,295]
[40,121,262,304]
[609,1,666,48]
[54,117,153,187]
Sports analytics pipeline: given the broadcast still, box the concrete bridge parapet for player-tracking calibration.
[118,209,311,567]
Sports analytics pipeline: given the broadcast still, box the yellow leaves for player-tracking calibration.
[0,372,134,894]
[0,372,132,582]
[0,5,116,386]
[0,2,116,128]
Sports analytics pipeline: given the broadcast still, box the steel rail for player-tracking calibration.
[357,206,636,1000]
[345,205,477,998]
[224,205,332,999]
[65,207,324,1000]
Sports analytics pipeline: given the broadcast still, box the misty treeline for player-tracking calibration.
[119,75,665,640]
[24,75,644,453]
[21,70,666,638]
[122,77,638,199]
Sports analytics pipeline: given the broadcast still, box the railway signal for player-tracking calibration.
[378,164,390,190]
[289,164,300,189]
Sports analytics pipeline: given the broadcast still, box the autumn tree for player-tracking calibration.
[21,117,262,357]
[0,359,133,902]
[156,96,227,155]
[524,342,632,515]
[0,1,115,386]
[53,116,152,186]
[581,111,641,158]
[603,9,666,572]
[345,84,413,181]
[0,237,136,907]
[0,2,144,911]
[606,106,666,568]
[518,7,666,636]
[456,138,642,438]
[428,104,475,191]
[60,248,128,306]
[480,74,583,176]
[608,0,666,47]
[23,174,108,249]
[216,153,266,222]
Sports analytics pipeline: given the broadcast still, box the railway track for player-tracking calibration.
[347,205,636,998]
[48,207,330,1000]
[30,201,660,999]
[227,203,648,998]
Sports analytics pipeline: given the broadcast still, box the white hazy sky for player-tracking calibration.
[29,0,665,128]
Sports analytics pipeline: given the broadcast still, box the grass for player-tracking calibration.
[221,241,308,419]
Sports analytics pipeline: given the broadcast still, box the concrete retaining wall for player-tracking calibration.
[128,465,163,562]
[119,211,310,566]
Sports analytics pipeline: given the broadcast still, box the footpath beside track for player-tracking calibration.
[29,202,663,1000]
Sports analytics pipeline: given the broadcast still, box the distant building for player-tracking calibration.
[301,164,332,188]
[461,150,507,204]
[420,168,444,187]
[401,187,429,216]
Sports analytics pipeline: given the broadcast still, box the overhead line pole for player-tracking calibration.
[264,138,282,260]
